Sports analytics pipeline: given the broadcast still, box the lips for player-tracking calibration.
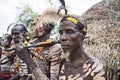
[61,45,70,49]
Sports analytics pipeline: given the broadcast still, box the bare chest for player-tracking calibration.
[59,60,94,80]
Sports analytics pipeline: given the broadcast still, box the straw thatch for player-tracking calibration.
[82,0,120,80]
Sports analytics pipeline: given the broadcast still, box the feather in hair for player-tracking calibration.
[38,7,64,25]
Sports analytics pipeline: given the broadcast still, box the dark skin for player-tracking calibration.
[0,34,14,80]
[59,20,91,78]
[59,21,89,64]
[0,47,2,58]
[1,34,12,48]
[59,20,106,80]
[32,23,61,80]
[36,23,54,42]
[1,34,13,62]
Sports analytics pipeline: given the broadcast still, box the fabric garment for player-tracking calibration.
[59,54,105,80]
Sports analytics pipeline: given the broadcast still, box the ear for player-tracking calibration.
[79,32,86,40]
[83,32,86,37]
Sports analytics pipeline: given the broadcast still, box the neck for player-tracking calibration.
[38,33,50,42]
[69,47,88,64]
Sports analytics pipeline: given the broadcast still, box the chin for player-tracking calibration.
[63,48,72,52]
[61,50,71,59]
[63,49,69,52]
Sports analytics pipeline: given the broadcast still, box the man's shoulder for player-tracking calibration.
[86,53,104,72]
[87,54,105,76]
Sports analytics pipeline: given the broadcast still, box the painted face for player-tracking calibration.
[1,34,12,47]
[31,20,45,37]
[59,21,84,53]
[36,24,45,37]
[31,26,38,38]
[37,26,45,37]
[11,24,28,43]
[11,30,23,43]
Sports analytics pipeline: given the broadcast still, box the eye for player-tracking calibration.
[59,30,63,35]
[12,32,19,36]
[66,29,74,34]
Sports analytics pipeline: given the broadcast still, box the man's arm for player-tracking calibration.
[50,61,61,80]
[14,43,49,80]
[49,44,62,80]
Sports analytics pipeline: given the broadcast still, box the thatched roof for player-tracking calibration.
[82,0,120,80]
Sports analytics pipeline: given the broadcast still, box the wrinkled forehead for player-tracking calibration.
[60,20,76,27]
[60,16,87,34]
[59,20,77,30]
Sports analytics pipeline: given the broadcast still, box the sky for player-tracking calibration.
[0,0,101,37]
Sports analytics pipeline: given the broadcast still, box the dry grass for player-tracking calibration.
[83,20,120,80]
[82,0,120,80]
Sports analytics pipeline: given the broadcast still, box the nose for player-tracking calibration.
[60,32,67,41]
[12,34,20,41]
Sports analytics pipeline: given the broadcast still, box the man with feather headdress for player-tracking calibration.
[28,7,64,80]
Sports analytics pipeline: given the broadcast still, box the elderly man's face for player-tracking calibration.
[59,21,83,53]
